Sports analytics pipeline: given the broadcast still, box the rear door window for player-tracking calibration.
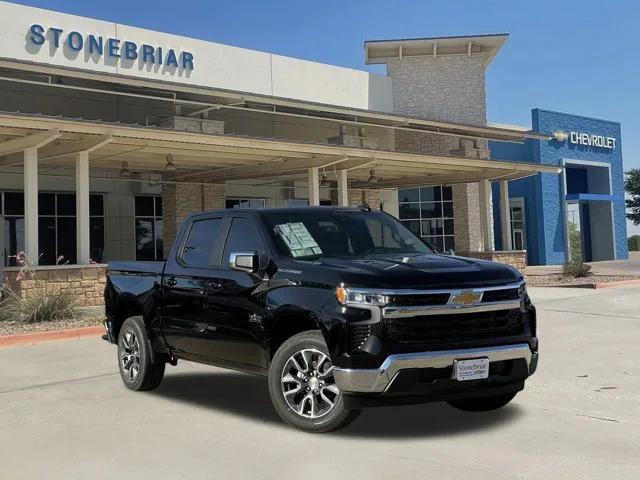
[181,218,223,267]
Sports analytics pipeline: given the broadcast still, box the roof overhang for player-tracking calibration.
[0,112,561,187]
[365,34,509,67]
[0,59,549,143]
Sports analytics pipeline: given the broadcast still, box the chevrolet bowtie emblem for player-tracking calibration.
[449,290,483,307]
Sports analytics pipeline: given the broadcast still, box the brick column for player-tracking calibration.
[347,189,381,210]
[163,181,226,257]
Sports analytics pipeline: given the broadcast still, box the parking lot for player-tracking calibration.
[2,286,639,480]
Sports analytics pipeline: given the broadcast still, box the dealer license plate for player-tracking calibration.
[453,357,490,381]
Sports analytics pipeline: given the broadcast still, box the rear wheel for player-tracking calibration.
[268,330,360,433]
[447,392,517,412]
[117,317,165,391]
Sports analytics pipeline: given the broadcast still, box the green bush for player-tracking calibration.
[562,261,592,278]
[0,283,77,323]
[629,235,640,252]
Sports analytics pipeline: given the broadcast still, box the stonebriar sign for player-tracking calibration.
[28,24,195,70]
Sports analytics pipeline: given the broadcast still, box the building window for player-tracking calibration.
[135,196,163,261]
[1,192,104,266]
[225,198,266,209]
[510,198,526,251]
[398,186,455,252]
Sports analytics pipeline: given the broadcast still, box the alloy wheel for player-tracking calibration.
[120,330,141,381]
[280,348,340,419]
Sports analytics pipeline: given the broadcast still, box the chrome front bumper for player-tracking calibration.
[333,343,535,394]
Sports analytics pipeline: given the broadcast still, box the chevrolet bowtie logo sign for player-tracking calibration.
[449,290,483,307]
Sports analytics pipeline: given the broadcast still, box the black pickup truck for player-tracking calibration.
[104,206,538,432]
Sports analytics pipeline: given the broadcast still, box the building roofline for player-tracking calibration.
[364,33,509,66]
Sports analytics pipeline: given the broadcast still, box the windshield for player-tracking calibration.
[262,209,433,259]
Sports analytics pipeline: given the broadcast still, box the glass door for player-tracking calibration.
[509,198,527,250]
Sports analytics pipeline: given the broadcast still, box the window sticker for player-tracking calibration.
[275,223,323,257]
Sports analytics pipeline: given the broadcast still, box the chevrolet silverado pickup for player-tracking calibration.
[104,206,538,432]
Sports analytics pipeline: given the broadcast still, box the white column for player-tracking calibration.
[499,180,513,251]
[308,167,320,206]
[478,179,493,252]
[76,151,90,264]
[24,147,39,265]
[337,170,348,206]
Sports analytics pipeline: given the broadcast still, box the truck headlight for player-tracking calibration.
[518,282,527,298]
[336,287,389,307]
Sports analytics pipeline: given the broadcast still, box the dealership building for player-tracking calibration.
[0,1,628,305]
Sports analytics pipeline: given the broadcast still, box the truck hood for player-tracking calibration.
[307,254,521,289]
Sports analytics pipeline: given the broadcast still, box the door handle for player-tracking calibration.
[206,280,222,290]
[166,277,177,287]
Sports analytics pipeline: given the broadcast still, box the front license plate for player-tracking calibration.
[453,357,490,381]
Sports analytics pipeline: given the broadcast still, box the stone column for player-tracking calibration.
[308,167,320,206]
[337,170,348,207]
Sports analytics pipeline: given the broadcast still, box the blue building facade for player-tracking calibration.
[491,109,627,265]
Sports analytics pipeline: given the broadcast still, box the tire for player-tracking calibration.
[268,330,360,433]
[447,392,517,412]
[117,316,165,391]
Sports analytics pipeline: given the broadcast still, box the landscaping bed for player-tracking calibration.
[0,316,104,336]
[526,274,640,288]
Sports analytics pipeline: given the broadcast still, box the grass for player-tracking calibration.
[0,283,77,323]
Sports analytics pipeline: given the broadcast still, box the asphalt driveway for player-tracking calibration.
[1,286,639,479]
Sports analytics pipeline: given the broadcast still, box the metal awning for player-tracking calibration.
[0,60,550,144]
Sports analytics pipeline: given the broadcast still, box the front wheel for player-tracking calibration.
[447,392,517,412]
[268,330,360,433]
[117,316,165,391]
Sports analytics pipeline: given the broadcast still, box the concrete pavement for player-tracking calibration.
[1,286,639,479]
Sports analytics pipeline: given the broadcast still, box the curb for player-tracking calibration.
[591,279,640,289]
[0,325,104,348]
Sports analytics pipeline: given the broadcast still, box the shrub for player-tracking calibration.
[562,261,592,278]
[0,283,77,323]
[629,235,640,252]
[0,251,77,323]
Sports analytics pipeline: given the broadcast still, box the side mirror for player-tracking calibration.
[445,249,455,256]
[229,252,258,273]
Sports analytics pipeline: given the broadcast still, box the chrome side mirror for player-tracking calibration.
[229,252,257,273]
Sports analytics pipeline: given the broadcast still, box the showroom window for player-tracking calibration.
[135,196,163,261]
[225,198,266,209]
[1,192,105,266]
[397,186,455,252]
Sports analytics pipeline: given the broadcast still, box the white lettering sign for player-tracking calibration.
[569,132,616,149]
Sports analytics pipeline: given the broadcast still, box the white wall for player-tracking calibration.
[0,1,393,112]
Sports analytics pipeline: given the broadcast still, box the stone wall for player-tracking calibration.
[385,53,490,253]
[347,189,382,210]
[163,182,226,257]
[4,265,107,307]
[459,250,527,272]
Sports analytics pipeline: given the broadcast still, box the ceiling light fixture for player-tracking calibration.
[367,169,379,183]
[119,161,131,178]
[165,154,176,172]
[320,172,331,187]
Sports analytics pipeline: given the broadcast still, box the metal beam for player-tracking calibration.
[39,135,113,160]
[0,129,61,156]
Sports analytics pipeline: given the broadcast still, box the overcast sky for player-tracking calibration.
[13,0,640,235]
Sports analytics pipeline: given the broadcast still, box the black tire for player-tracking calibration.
[447,392,517,412]
[117,316,165,391]
[268,330,360,433]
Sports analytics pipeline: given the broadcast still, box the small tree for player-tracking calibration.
[629,235,640,252]
[625,169,640,226]
[567,221,583,262]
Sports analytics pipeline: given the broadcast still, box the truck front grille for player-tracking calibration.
[384,308,526,347]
